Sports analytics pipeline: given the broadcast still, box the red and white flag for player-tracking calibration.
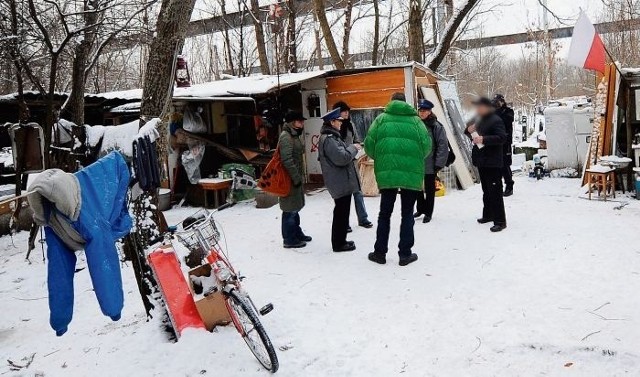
[567,13,607,73]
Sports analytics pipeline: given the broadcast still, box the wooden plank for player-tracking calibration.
[327,69,405,94]
[416,77,435,88]
[327,89,402,110]
[603,64,617,156]
[420,87,475,189]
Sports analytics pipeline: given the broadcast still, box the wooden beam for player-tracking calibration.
[251,18,640,73]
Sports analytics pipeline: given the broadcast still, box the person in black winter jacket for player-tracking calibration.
[493,94,515,196]
[414,99,449,223]
[466,97,508,232]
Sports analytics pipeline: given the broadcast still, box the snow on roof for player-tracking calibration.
[0,91,67,102]
[86,88,143,101]
[621,67,640,75]
[110,102,141,113]
[87,70,327,101]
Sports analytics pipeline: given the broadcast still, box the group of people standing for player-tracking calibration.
[276,91,514,266]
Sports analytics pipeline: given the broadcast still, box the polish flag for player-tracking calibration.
[567,13,607,74]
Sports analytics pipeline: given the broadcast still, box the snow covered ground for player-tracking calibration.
[2,176,640,376]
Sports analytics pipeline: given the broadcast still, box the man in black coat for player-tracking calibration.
[414,99,449,223]
[493,94,515,196]
[466,97,508,232]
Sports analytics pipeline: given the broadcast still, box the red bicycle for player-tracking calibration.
[161,207,279,373]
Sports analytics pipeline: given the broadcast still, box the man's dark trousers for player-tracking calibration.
[416,174,436,218]
[332,195,352,249]
[374,189,418,258]
[502,154,514,189]
[478,167,506,225]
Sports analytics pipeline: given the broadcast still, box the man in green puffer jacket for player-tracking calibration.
[364,93,431,266]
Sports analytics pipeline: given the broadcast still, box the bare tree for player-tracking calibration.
[1,0,29,122]
[342,0,354,68]
[313,0,345,69]
[139,0,197,119]
[312,10,324,69]
[65,0,156,125]
[371,0,381,65]
[286,0,298,72]
[428,0,480,71]
[220,0,236,75]
[408,0,425,62]
[248,0,270,75]
[23,0,126,164]
[599,0,640,67]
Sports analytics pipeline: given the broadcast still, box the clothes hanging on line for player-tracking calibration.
[28,152,132,336]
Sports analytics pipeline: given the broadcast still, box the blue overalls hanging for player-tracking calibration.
[28,152,132,336]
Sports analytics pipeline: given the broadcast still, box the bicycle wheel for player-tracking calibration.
[226,290,279,373]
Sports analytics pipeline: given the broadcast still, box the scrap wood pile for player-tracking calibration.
[171,129,272,166]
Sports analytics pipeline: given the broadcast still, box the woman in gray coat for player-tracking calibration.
[318,108,361,252]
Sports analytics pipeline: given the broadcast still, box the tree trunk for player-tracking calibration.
[43,53,60,168]
[313,11,324,70]
[250,0,270,75]
[428,0,479,72]
[8,0,28,122]
[408,0,425,63]
[371,0,380,66]
[220,0,236,76]
[445,0,454,18]
[68,43,87,125]
[286,0,297,73]
[66,1,99,125]
[342,0,353,68]
[238,9,245,76]
[313,0,345,69]
[140,0,197,119]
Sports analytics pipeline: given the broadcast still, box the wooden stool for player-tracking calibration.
[586,169,616,201]
[198,178,233,208]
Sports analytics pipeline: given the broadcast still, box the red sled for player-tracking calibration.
[148,247,206,337]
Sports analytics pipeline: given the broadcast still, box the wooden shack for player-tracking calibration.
[302,62,476,188]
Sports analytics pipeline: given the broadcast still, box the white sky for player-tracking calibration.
[449,0,604,59]
[478,0,602,37]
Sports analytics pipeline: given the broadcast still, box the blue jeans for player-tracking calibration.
[281,211,305,245]
[353,190,369,224]
[374,189,418,258]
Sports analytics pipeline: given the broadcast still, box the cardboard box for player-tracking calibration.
[188,264,232,331]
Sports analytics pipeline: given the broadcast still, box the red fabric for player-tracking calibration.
[149,250,205,336]
[585,34,607,74]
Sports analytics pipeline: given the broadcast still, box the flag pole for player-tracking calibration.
[602,44,624,76]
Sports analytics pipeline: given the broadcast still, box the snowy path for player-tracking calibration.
[2,177,640,376]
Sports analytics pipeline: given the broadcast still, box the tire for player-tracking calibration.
[535,167,542,180]
[226,290,279,373]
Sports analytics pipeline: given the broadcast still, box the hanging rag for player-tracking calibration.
[133,135,160,191]
[28,151,132,336]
